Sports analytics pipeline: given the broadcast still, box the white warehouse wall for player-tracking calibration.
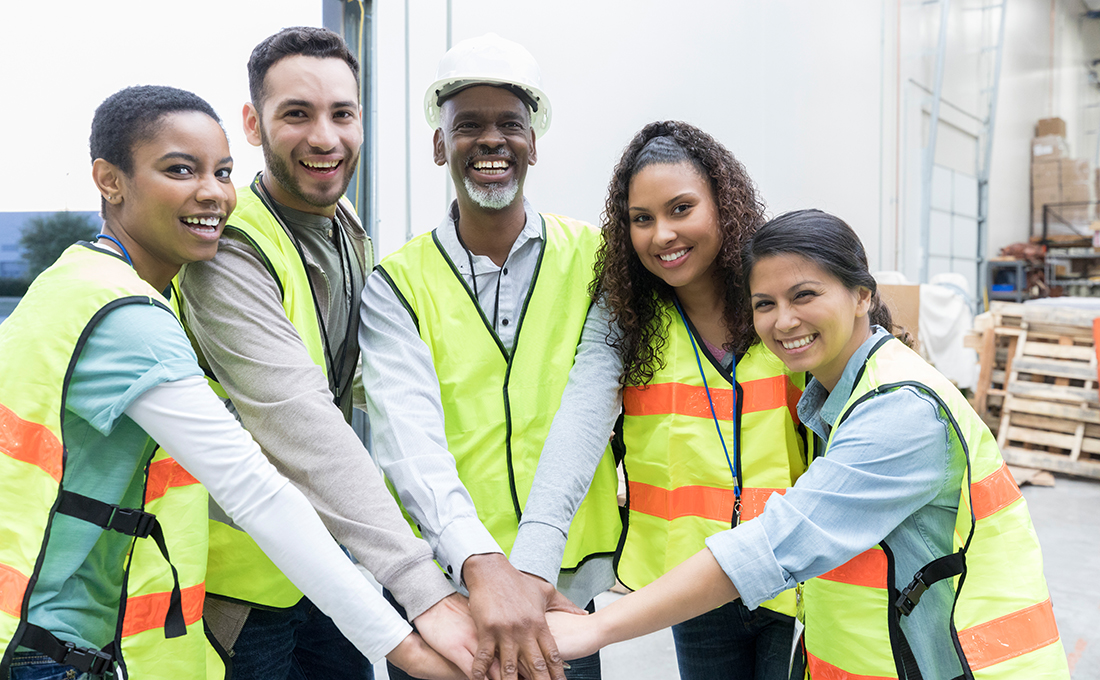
[372,0,1100,291]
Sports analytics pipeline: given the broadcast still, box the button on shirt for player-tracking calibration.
[705,327,966,678]
[360,199,618,605]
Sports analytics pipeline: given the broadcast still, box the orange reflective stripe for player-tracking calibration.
[0,562,29,618]
[629,483,787,523]
[971,462,1023,521]
[121,582,205,638]
[628,481,736,523]
[623,376,797,420]
[959,598,1060,670]
[0,403,62,482]
[739,488,786,521]
[145,457,200,504]
[806,652,894,680]
[818,549,888,589]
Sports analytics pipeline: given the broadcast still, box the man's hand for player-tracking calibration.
[387,631,468,680]
[518,571,586,617]
[463,553,569,680]
[411,593,479,678]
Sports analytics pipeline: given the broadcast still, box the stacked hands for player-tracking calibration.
[388,554,597,680]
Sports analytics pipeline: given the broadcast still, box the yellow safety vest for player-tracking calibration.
[0,245,207,677]
[804,336,1068,679]
[376,214,621,568]
[177,177,363,610]
[617,300,806,620]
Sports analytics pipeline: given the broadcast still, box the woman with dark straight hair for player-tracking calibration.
[547,209,1068,680]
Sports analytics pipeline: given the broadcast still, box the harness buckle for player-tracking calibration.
[107,506,157,538]
[60,642,114,675]
[895,570,928,616]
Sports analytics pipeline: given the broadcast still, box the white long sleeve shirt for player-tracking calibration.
[359,200,620,606]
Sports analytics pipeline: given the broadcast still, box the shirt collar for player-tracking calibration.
[797,325,892,439]
[435,197,543,273]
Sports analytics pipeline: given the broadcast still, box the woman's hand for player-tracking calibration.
[387,631,468,680]
[545,610,601,662]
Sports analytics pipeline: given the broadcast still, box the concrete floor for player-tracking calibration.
[378,475,1099,679]
[595,476,1100,679]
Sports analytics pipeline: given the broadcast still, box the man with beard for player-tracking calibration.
[176,27,476,680]
[361,34,623,680]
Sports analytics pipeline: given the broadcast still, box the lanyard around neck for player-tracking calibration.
[254,175,355,405]
[95,233,133,267]
[672,297,741,518]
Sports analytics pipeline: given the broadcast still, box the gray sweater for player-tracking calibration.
[177,196,454,644]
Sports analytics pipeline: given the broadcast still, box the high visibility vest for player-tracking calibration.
[177,178,363,610]
[0,245,207,677]
[803,336,1068,679]
[617,302,806,620]
[376,214,621,568]
[120,449,214,679]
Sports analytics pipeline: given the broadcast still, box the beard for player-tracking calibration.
[260,127,358,211]
[463,176,519,211]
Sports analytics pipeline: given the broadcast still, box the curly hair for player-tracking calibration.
[593,121,766,386]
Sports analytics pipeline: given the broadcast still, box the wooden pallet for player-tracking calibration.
[995,325,1100,479]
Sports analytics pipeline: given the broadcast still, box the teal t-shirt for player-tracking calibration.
[26,301,202,651]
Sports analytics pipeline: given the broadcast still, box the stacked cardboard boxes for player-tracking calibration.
[1031,117,1095,237]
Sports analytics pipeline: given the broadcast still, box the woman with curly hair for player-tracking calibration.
[510,121,807,680]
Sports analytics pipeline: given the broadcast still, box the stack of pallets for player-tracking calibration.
[969,301,1100,480]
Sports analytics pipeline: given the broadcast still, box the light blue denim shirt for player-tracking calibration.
[706,326,967,678]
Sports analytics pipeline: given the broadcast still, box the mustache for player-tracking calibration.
[465,148,517,167]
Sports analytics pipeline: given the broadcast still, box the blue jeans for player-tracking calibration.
[229,597,373,680]
[8,653,87,680]
[671,600,803,680]
[382,590,601,680]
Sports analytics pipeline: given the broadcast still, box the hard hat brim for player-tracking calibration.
[424,76,551,139]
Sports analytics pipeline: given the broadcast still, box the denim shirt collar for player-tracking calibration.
[797,325,892,440]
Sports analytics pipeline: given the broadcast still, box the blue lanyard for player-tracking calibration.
[95,233,133,267]
[672,298,740,504]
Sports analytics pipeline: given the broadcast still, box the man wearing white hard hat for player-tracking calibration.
[361,33,623,680]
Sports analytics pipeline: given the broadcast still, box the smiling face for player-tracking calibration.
[98,111,235,290]
[628,161,722,297]
[246,55,362,216]
[749,253,872,391]
[434,85,536,213]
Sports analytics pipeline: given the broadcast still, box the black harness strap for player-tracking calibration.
[896,552,966,617]
[55,490,187,638]
[19,624,116,676]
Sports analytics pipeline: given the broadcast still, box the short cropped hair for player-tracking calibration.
[90,85,220,175]
[247,26,360,114]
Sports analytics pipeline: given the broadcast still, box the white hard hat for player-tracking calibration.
[424,33,552,138]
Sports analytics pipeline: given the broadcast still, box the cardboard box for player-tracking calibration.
[877,284,920,347]
[1062,182,1094,203]
[1031,160,1061,187]
[1033,135,1069,161]
[1036,117,1067,138]
[1062,158,1093,184]
[1032,185,1062,209]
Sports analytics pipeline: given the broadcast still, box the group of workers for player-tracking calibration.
[0,24,1071,680]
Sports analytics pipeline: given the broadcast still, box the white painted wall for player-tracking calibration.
[372,0,1100,292]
